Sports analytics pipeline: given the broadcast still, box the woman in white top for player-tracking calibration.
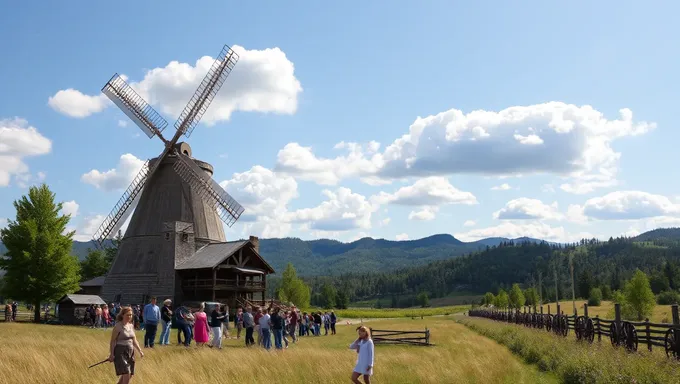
[349,326,374,384]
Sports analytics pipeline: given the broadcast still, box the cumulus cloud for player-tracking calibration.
[463,220,476,227]
[455,221,596,243]
[395,233,409,241]
[493,198,562,221]
[275,103,654,193]
[491,183,512,191]
[580,191,680,220]
[286,187,377,232]
[0,118,52,187]
[408,206,438,221]
[81,154,146,191]
[61,200,80,218]
[49,45,302,125]
[72,214,105,242]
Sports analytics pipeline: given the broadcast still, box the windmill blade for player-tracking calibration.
[102,74,169,141]
[174,45,239,138]
[92,161,150,248]
[172,153,244,227]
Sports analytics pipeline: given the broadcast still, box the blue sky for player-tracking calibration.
[1,1,679,243]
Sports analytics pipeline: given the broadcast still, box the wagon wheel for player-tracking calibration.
[532,313,538,328]
[610,322,621,347]
[665,328,680,359]
[574,316,585,341]
[545,314,553,332]
[515,312,521,324]
[622,322,638,352]
[559,315,569,337]
[584,318,595,344]
[538,314,544,329]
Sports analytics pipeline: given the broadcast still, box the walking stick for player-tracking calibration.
[88,359,109,369]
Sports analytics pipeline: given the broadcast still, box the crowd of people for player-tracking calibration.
[103,296,374,384]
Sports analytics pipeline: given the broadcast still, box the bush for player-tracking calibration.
[588,287,602,306]
[657,290,680,305]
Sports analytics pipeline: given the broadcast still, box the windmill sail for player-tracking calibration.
[102,74,168,139]
[174,45,239,138]
[172,153,244,227]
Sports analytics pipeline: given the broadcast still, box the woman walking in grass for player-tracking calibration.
[349,326,374,384]
[193,303,210,346]
[108,307,144,384]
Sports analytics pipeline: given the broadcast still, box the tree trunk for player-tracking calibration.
[33,301,41,323]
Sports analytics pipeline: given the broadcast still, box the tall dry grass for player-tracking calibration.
[0,317,555,384]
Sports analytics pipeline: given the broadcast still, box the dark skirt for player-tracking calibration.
[113,344,135,376]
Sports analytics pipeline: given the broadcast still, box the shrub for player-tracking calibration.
[657,290,680,305]
[588,287,602,306]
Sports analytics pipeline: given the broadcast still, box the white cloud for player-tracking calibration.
[566,204,589,224]
[380,218,391,227]
[493,198,562,221]
[61,200,80,218]
[274,103,654,193]
[220,165,298,238]
[408,206,438,221]
[372,176,477,207]
[0,118,52,187]
[542,184,556,193]
[463,220,476,227]
[491,183,512,191]
[49,45,302,124]
[395,233,409,241]
[81,154,146,191]
[72,214,105,242]
[47,89,109,118]
[286,187,377,232]
[580,191,680,220]
[455,221,596,243]
[14,170,47,189]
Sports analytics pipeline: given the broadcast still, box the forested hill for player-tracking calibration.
[0,234,549,276]
[304,230,680,305]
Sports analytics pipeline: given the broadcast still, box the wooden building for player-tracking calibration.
[175,236,275,309]
[56,294,106,325]
[77,275,105,296]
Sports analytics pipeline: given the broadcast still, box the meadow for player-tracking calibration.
[333,305,467,319]
[459,316,680,383]
[0,316,556,384]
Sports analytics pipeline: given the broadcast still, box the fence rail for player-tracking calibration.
[369,328,432,346]
[468,302,680,359]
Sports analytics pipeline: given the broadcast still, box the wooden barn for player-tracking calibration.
[77,275,105,296]
[175,236,275,309]
[56,294,106,325]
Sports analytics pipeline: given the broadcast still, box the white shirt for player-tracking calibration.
[349,338,374,375]
[258,313,271,329]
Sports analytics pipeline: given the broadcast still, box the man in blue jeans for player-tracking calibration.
[143,297,161,348]
[270,307,285,349]
[258,308,272,350]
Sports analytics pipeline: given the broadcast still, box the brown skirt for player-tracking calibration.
[113,344,135,376]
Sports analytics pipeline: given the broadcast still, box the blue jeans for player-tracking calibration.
[314,324,320,335]
[261,328,271,350]
[144,323,158,347]
[273,329,283,349]
[159,319,171,345]
[182,324,192,346]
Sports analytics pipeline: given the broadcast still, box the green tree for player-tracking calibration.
[523,288,539,307]
[0,185,81,322]
[80,249,110,282]
[509,283,526,309]
[483,292,495,306]
[601,284,612,301]
[588,287,602,306]
[656,290,680,305]
[416,291,430,307]
[649,272,670,294]
[494,288,509,308]
[623,269,656,320]
[277,263,310,308]
[578,270,594,299]
[319,283,337,308]
[336,290,350,309]
[391,295,398,308]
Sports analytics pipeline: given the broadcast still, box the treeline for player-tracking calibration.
[301,237,680,306]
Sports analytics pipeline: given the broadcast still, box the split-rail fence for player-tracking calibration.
[369,328,432,346]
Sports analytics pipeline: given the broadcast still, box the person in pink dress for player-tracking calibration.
[193,303,210,346]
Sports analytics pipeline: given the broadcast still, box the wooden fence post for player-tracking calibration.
[548,305,551,315]
[672,304,679,325]
[645,318,651,352]
[540,306,543,315]
[615,303,621,324]
[426,328,430,345]
[557,303,561,317]
[596,315,601,342]
[584,303,589,318]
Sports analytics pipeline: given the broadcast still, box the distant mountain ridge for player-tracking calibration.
[1,228,676,276]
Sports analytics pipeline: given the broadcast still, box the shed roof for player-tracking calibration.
[58,294,106,305]
[175,240,275,273]
[80,275,106,287]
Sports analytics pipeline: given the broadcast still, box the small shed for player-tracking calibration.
[56,294,106,325]
[77,276,106,296]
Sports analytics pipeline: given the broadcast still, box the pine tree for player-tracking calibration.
[0,184,81,322]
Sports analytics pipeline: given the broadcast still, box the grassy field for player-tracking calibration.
[459,316,680,383]
[538,300,674,323]
[334,305,467,319]
[0,317,555,384]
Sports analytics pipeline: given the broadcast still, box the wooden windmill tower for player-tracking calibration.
[93,44,255,305]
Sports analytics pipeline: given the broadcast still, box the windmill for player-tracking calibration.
[93,44,246,304]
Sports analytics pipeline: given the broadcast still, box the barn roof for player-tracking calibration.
[175,240,275,273]
[79,275,106,287]
[58,294,106,305]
